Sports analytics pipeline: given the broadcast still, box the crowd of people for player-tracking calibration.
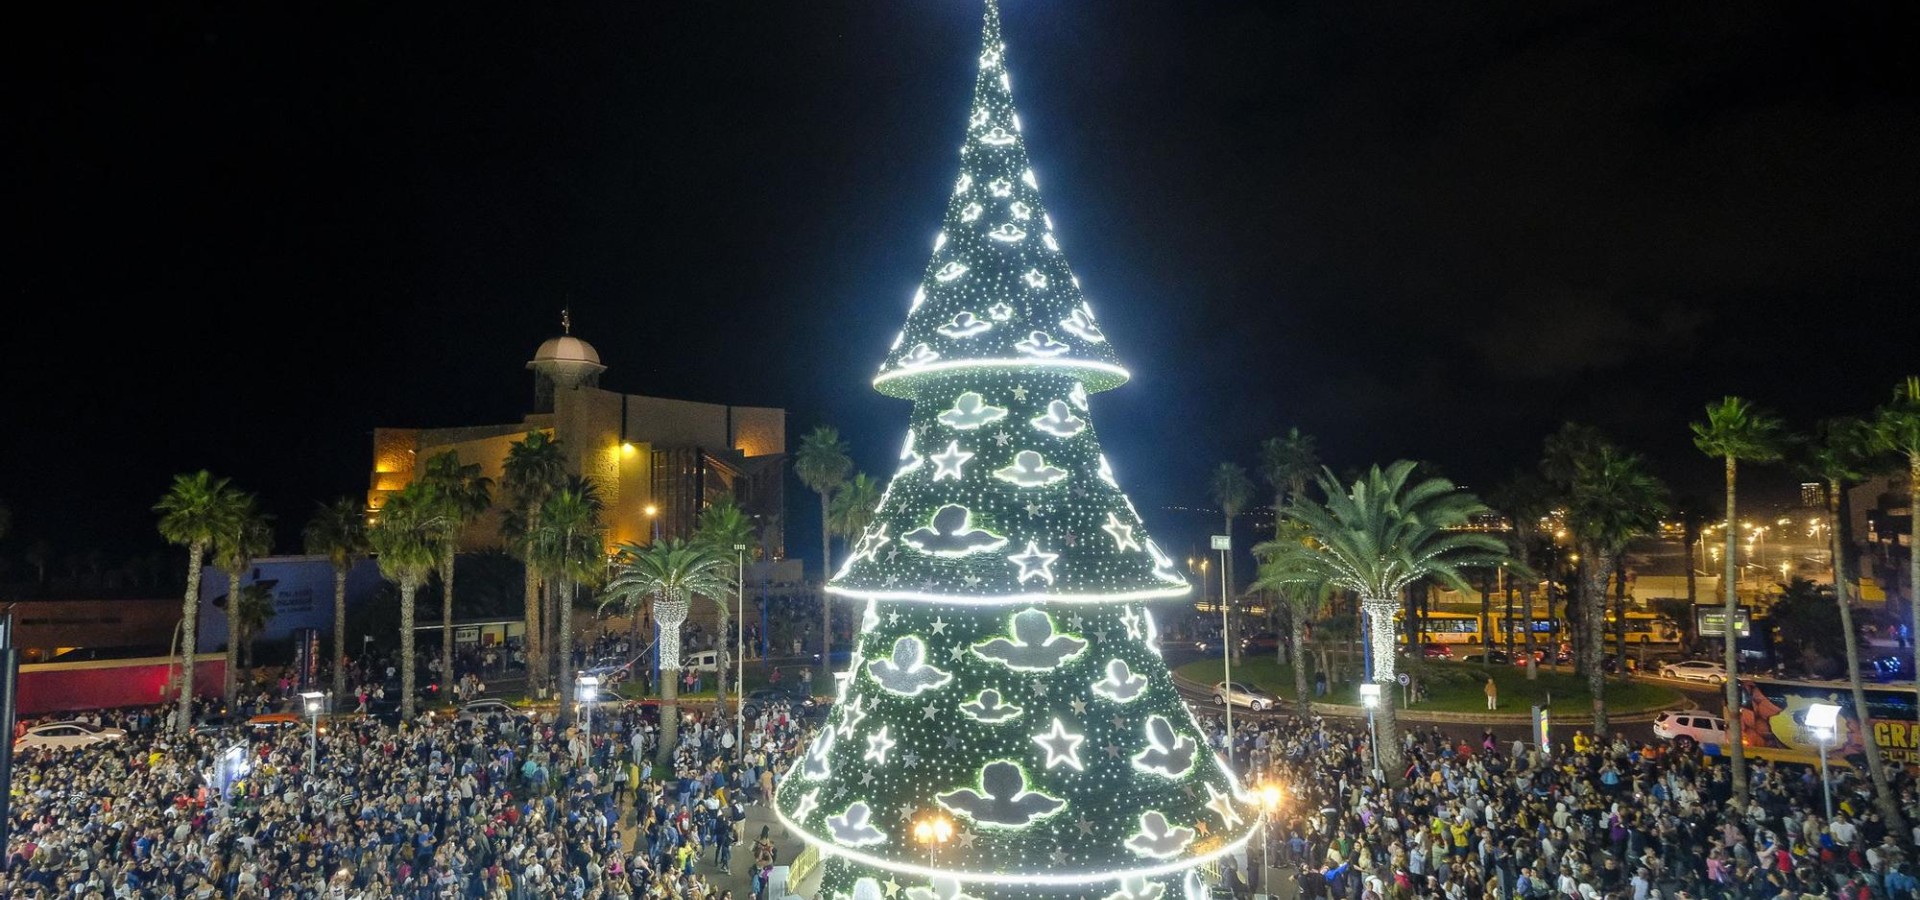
[3,683,824,900]
[1208,710,1920,899]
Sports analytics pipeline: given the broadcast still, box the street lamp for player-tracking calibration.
[1358,683,1383,781]
[912,811,955,871]
[1806,702,1841,820]
[298,691,327,771]
[576,673,600,765]
[1257,783,1282,889]
[735,543,747,755]
[1211,534,1233,771]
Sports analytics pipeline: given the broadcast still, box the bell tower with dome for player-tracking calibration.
[527,308,607,413]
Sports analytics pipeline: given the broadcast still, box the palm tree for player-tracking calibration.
[1673,497,1711,616]
[1254,461,1507,779]
[420,450,493,689]
[795,426,852,676]
[1209,462,1256,663]
[1809,417,1904,830]
[532,477,604,724]
[1488,474,1553,679]
[367,482,443,721]
[304,498,369,703]
[1691,395,1785,804]
[1566,445,1667,737]
[1259,430,1321,664]
[694,494,758,718]
[1872,377,1920,663]
[212,495,273,703]
[502,431,566,692]
[155,471,242,731]
[826,474,884,575]
[233,583,277,670]
[1251,517,1332,713]
[602,537,731,761]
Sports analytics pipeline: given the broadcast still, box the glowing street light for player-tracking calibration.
[1806,702,1841,820]
[576,673,601,763]
[1256,782,1282,887]
[1358,683,1382,781]
[298,690,327,771]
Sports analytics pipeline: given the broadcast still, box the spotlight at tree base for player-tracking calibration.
[773,3,1254,899]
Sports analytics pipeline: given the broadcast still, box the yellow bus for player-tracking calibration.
[1394,611,1482,645]
[1607,611,1682,645]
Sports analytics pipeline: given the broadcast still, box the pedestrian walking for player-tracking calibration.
[1485,676,1498,710]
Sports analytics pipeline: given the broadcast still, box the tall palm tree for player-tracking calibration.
[1209,462,1256,663]
[233,583,277,670]
[304,498,369,703]
[1251,517,1332,713]
[155,471,242,731]
[602,537,731,761]
[420,450,493,688]
[694,494,758,718]
[1692,395,1785,804]
[1488,473,1553,679]
[1809,417,1904,830]
[502,431,566,692]
[826,474,883,572]
[212,495,273,704]
[533,477,604,724]
[795,426,851,676]
[1872,377,1920,662]
[1673,497,1711,616]
[1566,446,1667,737]
[368,482,443,721]
[1254,462,1507,779]
[1259,429,1320,516]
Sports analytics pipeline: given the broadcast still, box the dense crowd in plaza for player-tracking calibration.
[1,681,822,900]
[1212,710,1920,899]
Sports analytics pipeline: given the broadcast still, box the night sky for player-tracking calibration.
[9,1,1917,570]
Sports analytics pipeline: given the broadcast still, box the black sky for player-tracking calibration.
[8,1,1917,569]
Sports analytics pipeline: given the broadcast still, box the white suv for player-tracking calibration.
[1659,660,1728,684]
[1652,709,1730,748]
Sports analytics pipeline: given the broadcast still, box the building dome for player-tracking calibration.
[531,335,602,367]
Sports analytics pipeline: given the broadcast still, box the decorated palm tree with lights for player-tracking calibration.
[774,4,1257,899]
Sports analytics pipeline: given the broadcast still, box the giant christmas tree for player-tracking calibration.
[775,3,1257,899]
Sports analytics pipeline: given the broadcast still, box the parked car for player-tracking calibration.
[1459,649,1512,665]
[1659,660,1728,684]
[741,684,817,721]
[15,721,127,751]
[1212,681,1277,711]
[1240,633,1282,654]
[458,699,533,723]
[684,650,721,673]
[1652,709,1730,748]
[581,656,633,679]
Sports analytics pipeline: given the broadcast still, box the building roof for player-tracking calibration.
[530,334,602,367]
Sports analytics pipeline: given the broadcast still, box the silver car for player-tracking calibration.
[1212,681,1276,711]
[1659,660,1728,684]
[15,721,127,751]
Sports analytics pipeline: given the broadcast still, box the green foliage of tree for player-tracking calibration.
[1566,444,1667,736]
[420,450,494,690]
[368,482,444,721]
[212,496,273,703]
[501,431,566,692]
[602,537,731,761]
[1871,377,1920,684]
[795,425,852,676]
[532,477,604,723]
[305,498,369,703]
[693,493,758,719]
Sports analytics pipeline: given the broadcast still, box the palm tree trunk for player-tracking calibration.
[1613,561,1629,674]
[819,491,832,690]
[557,578,575,725]
[1584,550,1611,738]
[1480,572,1493,658]
[1908,452,1919,699]
[1522,583,1538,681]
[1721,455,1748,803]
[177,543,204,733]
[1504,575,1516,659]
[225,565,244,704]
[1289,600,1310,715]
[441,552,456,693]
[332,567,349,704]
[400,581,418,721]
[716,600,733,739]
[1830,477,1904,830]
[1362,599,1403,781]
[1224,514,1241,666]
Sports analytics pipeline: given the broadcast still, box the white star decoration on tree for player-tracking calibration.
[1203,782,1244,828]
[1031,717,1086,771]
[1102,511,1141,551]
[864,726,897,766]
[930,441,974,481]
[1006,541,1059,584]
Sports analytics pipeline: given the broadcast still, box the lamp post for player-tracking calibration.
[1211,534,1233,770]
[735,543,747,755]
[1359,683,1382,782]
[1257,783,1282,891]
[298,691,327,772]
[912,811,954,872]
[1807,702,1840,820]
[577,673,600,767]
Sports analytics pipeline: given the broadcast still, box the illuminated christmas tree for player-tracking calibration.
[775,3,1258,899]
